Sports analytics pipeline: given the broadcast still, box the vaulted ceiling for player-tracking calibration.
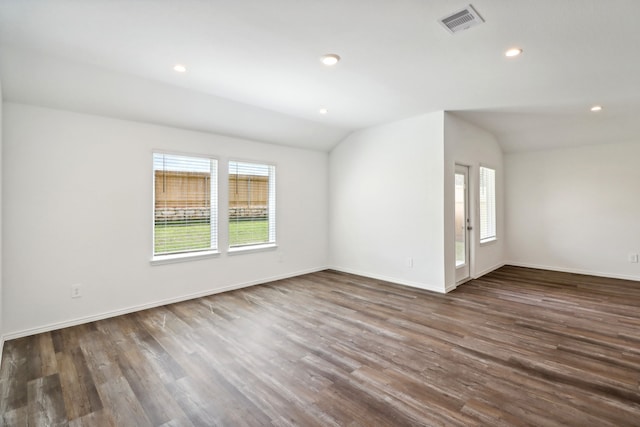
[1,0,639,152]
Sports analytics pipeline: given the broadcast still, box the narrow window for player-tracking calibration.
[153,153,217,257]
[229,161,276,248]
[479,166,496,243]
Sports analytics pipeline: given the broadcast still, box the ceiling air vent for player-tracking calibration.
[439,4,484,34]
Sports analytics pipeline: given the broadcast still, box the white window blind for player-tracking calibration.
[153,153,217,256]
[479,166,496,243]
[229,161,276,248]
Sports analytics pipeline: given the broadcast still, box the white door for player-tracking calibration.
[455,165,471,283]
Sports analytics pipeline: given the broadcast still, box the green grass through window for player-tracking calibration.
[229,219,268,247]
[154,220,268,254]
[154,223,211,254]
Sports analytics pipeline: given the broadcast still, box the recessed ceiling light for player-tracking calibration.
[504,48,523,58]
[173,64,187,73]
[320,54,341,66]
[319,108,329,115]
[590,105,603,112]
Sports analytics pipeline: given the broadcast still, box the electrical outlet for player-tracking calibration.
[406,257,414,268]
[629,253,639,264]
[71,284,82,298]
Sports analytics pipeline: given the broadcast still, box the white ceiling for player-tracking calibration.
[1,0,639,152]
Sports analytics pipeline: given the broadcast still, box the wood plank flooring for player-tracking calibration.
[2,266,640,426]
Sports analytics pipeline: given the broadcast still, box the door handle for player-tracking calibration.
[467,226,473,230]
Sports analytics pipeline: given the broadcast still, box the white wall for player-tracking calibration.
[444,113,504,290]
[3,103,329,336]
[329,112,447,292]
[505,141,640,281]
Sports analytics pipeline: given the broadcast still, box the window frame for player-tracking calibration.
[478,165,497,245]
[151,151,220,265]
[227,159,277,254]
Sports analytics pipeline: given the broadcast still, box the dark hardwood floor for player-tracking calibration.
[1,266,640,426]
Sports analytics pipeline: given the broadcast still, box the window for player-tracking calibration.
[479,166,496,243]
[153,152,218,258]
[229,161,276,249]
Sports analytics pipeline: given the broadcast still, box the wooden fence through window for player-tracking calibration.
[154,171,268,221]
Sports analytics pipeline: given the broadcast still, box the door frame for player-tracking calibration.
[455,164,472,285]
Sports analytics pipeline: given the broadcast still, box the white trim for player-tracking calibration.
[472,262,506,279]
[451,262,505,292]
[479,237,497,246]
[151,148,220,163]
[478,165,497,243]
[454,276,472,286]
[0,337,4,370]
[454,163,471,285]
[329,266,445,294]
[227,160,277,249]
[228,243,277,255]
[152,152,219,259]
[3,266,328,341]
[151,250,220,265]
[505,262,640,282]
[228,157,277,169]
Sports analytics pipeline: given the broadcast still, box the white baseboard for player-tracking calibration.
[473,262,506,280]
[505,261,640,282]
[449,262,506,293]
[3,266,328,341]
[0,336,4,370]
[329,266,445,294]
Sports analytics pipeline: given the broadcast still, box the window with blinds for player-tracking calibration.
[153,152,217,256]
[479,166,496,243]
[229,161,276,248]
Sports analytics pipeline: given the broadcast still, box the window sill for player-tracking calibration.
[480,237,497,246]
[228,243,277,255]
[150,250,220,265]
